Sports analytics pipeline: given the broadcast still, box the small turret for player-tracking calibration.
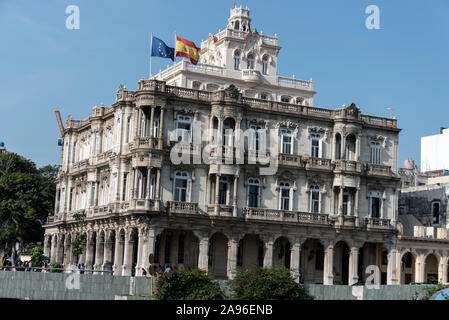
[227,6,251,32]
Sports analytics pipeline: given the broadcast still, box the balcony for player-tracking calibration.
[305,157,332,171]
[278,154,304,168]
[242,69,261,85]
[333,215,357,227]
[243,208,330,225]
[207,204,234,217]
[167,201,198,215]
[363,217,391,230]
[334,160,362,174]
[365,163,392,177]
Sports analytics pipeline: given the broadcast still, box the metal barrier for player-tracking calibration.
[0,265,114,274]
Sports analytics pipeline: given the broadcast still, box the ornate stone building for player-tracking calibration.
[43,7,410,285]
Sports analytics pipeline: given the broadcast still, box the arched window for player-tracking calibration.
[247,178,261,208]
[262,55,269,74]
[309,185,321,213]
[247,53,255,69]
[279,182,292,211]
[173,171,191,202]
[234,20,240,31]
[242,24,247,32]
[233,51,240,70]
[296,97,304,105]
[260,93,269,100]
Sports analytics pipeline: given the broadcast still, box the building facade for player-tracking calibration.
[44,7,410,285]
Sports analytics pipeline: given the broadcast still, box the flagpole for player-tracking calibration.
[174,31,177,65]
[149,32,153,79]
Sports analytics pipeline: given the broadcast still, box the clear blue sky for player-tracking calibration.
[0,0,448,168]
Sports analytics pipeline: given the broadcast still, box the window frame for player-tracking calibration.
[280,129,293,155]
[173,171,191,202]
[279,182,292,211]
[370,141,382,165]
[247,178,261,208]
[309,185,321,213]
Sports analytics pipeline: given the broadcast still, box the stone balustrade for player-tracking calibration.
[365,163,392,177]
[243,207,329,225]
[334,160,362,173]
[305,157,332,171]
[363,217,391,229]
[167,201,198,215]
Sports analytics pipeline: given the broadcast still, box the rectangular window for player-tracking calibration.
[90,183,95,207]
[280,187,290,210]
[69,188,73,211]
[122,173,128,201]
[281,130,292,154]
[177,234,185,264]
[72,141,77,163]
[311,190,320,213]
[154,235,161,264]
[432,202,440,224]
[311,137,320,158]
[248,185,260,208]
[370,192,381,218]
[370,142,381,164]
[126,117,131,143]
[218,179,229,205]
[175,115,192,142]
[174,178,188,202]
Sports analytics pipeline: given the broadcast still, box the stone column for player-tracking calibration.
[290,238,303,283]
[135,228,145,276]
[232,176,238,217]
[94,234,104,274]
[439,258,448,284]
[415,256,424,283]
[85,231,95,272]
[113,229,124,276]
[155,168,161,210]
[323,242,334,285]
[55,234,62,264]
[158,108,164,149]
[44,235,50,259]
[214,175,220,215]
[102,230,114,273]
[143,227,161,273]
[339,187,344,216]
[262,237,274,268]
[348,246,360,285]
[226,235,240,280]
[193,231,210,271]
[64,235,72,266]
[149,106,155,145]
[341,134,346,160]
[354,188,360,227]
[387,248,397,285]
[122,229,134,276]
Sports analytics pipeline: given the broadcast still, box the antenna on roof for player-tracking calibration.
[386,107,393,119]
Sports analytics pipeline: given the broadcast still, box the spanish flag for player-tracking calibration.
[175,35,201,65]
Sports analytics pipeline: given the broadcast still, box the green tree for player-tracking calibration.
[0,153,57,264]
[229,266,312,300]
[71,233,85,264]
[156,269,225,300]
[30,246,49,267]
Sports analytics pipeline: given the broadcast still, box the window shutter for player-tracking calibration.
[186,179,192,203]
[318,139,323,158]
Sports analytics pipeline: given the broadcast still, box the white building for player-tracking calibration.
[421,128,449,173]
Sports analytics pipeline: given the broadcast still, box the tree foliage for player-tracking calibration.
[229,266,312,300]
[156,269,225,300]
[30,246,49,267]
[0,153,57,260]
[71,233,85,262]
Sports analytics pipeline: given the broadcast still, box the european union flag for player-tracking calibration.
[151,36,174,61]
